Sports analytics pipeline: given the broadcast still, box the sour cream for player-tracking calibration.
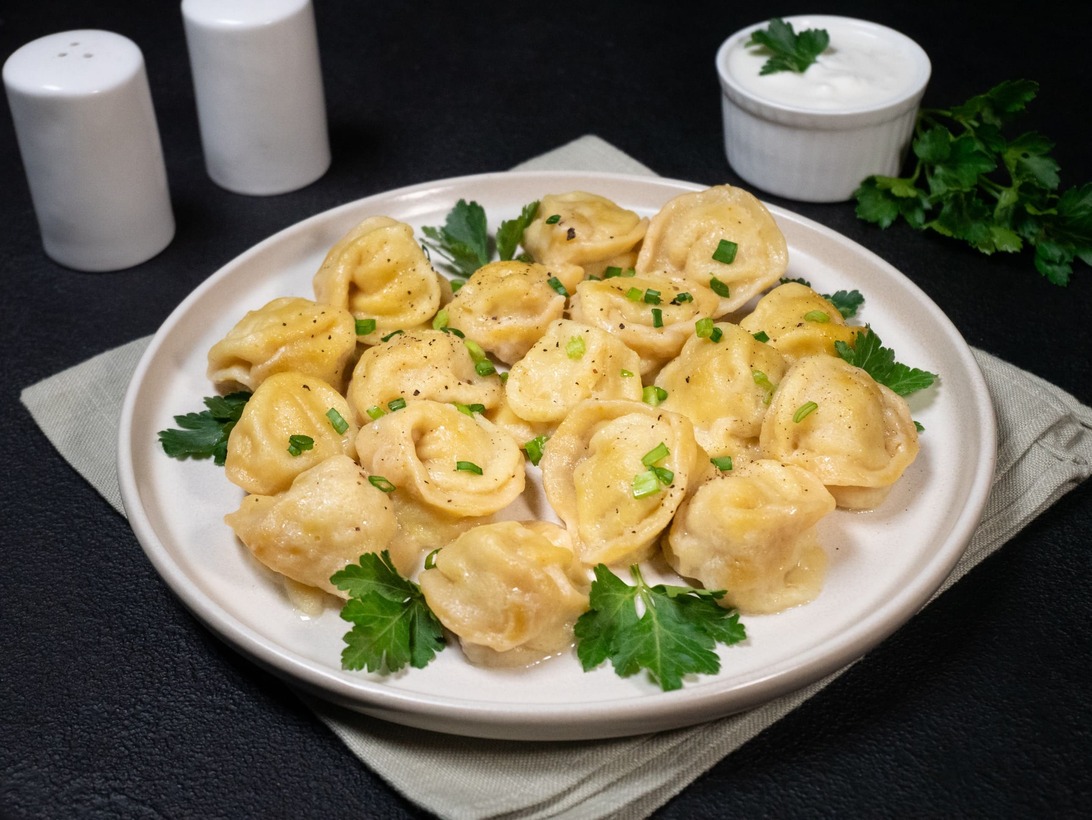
[721,16,929,113]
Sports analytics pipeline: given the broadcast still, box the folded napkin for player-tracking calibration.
[21,135,1092,820]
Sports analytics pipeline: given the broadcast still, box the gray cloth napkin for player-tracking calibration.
[21,135,1092,820]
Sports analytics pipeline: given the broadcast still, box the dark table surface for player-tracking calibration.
[3,2,1090,817]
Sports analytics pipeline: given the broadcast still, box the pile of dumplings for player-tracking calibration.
[207,184,921,670]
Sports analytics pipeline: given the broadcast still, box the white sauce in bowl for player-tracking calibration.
[722,16,928,113]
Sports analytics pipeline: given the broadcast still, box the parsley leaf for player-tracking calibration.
[421,199,490,277]
[331,551,445,673]
[746,18,830,75]
[496,200,539,261]
[574,564,746,691]
[157,391,251,466]
[855,79,1091,285]
[834,327,938,396]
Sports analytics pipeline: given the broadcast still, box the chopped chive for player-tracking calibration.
[632,469,662,499]
[566,335,586,359]
[547,276,569,297]
[709,276,731,298]
[710,455,734,471]
[365,405,386,420]
[456,460,483,475]
[642,385,668,406]
[387,397,407,412]
[712,239,738,265]
[695,317,715,338]
[326,407,349,435]
[752,370,776,403]
[671,292,693,304]
[793,401,819,423]
[625,286,643,301]
[287,434,314,456]
[523,434,548,466]
[753,330,770,343]
[381,329,404,342]
[603,266,623,278]
[464,339,487,361]
[643,289,662,305]
[641,442,670,467]
[368,475,396,493]
[651,465,674,485]
[620,267,636,277]
[355,318,377,336]
[475,360,496,377]
[651,307,663,328]
[803,310,830,323]
[545,213,561,224]
[454,402,485,415]
[620,369,634,378]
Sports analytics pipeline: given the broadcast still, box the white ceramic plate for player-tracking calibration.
[118,171,996,741]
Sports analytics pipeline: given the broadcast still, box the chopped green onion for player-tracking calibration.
[566,335,586,359]
[651,465,674,485]
[424,548,441,570]
[803,310,830,323]
[456,460,483,475]
[709,276,731,298]
[432,309,450,330]
[368,475,396,493]
[475,360,496,377]
[671,292,693,304]
[287,434,314,456]
[326,408,349,435]
[524,435,548,466]
[632,469,662,499]
[753,330,770,343]
[625,286,644,301]
[620,369,634,378]
[464,339,487,361]
[642,385,668,406]
[381,329,404,342]
[355,318,376,336]
[441,326,465,338]
[387,397,407,412]
[752,370,776,403]
[545,213,561,224]
[710,456,734,472]
[641,442,670,467]
[695,317,715,338]
[712,239,738,265]
[651,307,663,328]
[454,402,485,416]
[366,405,386,420]
[547,276,569,297]
[603,266,623,278]
[793,401,819,423]
[620,267,636,277]
[643,289,662,305]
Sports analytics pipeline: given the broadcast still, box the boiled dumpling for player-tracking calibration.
[521,191,648,280]
[664,458,835,614]
[654,321,788,458]
[759,354,920,509]
[225,455,398,597]
[419,520,590,668]
[345,328,503,424]
[540,398,705,567]
[504,319,644,426]
[635,184,788,315]
[738,282,858,363]
[207,296,358,393]
[443,259,566,365]
[313,215,448,344]
[225,371,358,496]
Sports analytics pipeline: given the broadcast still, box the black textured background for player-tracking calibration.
[2,2,1090,818]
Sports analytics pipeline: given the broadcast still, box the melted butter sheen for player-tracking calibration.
[726,20,922,111]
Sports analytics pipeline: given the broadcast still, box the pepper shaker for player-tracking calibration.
[3,30,175,272]
[181,0,331,196]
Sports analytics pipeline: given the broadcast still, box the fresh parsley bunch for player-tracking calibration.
[855,79,1092,285]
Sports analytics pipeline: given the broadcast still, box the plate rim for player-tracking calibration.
[117,169,998,740]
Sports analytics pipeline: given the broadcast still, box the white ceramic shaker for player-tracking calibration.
[181,0,331,195]
[3,30,176,272]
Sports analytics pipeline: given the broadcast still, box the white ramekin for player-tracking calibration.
[716,16,931,203]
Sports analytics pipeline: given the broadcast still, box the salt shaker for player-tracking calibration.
[181,0,331,196]
[3,30,176,272]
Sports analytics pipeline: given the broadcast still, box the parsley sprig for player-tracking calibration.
[574,564,746,692]
[421,199,539,277]
[331,551,446,674]
[855,79,1092,285]
[835,327,937,396]
[157,391,251,465]
[746,18,829,76]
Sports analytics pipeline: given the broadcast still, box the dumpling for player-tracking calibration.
[312,215,447,344]
[521,191,648,280]
[664,458,835,614]
[635,184,788,315]
[540,398,705,567]
[568,272,720,377]
[419,520,590,668]
[224,455,398,597]
[654,321,788,458]
[225,371,358,496]
[738,282,858,363]
[759,355,920,509]
[504,319,644,426]
[345,328,503,424]
[207,296,358,393]
[443,259,566,365]
[354,399,525,518]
